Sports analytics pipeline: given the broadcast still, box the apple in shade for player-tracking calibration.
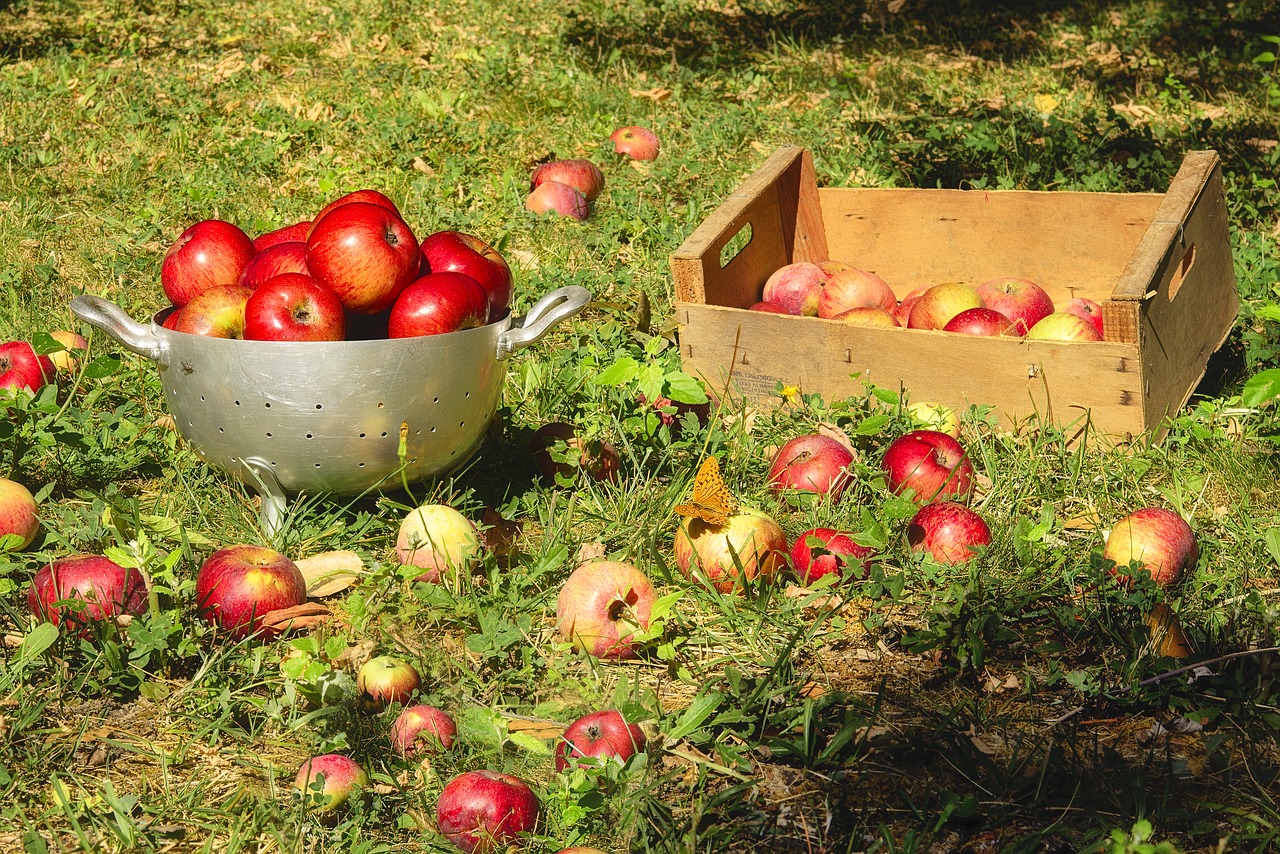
[391,704,457,757]
[767,434,854,502]
[27,554,149,630]
[1065,297,1105,338]
[609,125,660,160]
[905,401,961,439]
[161,219,257,308]
[294,754,370,819]
[1103,507,1197,588]
[310,189,402,234]
[531,159,605,202]
[388,272,490,338]
[0,477,40,550]
[556,560,656,660]
[194,545,308,640]
[673,508,788,594]
[419,230,514,314]
[356,655,421,711]
[975,277,1055,335]
[907,502,991,564]
[555,709,647,772]
[1025,311,1103,342]
[762,261,826,316]
[172,284,253,338]
[238,240,311,289]
[253,220,311,252]
[396,503,482,584]
[907,282,984,331]
[943,307,1016,336]
[834,307,900,327]
[881,429,975,505]
[306,201,419,314]
[437,769,540,854]
[530,422,621,484]
[48,331,89,374]
[0,341,55,393]
[790,528,875,585]
[892,286,930,327]
[526,181,589,221]
[243,274,346,342]
[817,266,897,318]
[747,301,790,314]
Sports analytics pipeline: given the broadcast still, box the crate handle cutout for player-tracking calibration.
[719,222,753,270]
[1165,242,1196,302]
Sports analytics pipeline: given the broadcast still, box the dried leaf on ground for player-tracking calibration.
[295,550,365,598]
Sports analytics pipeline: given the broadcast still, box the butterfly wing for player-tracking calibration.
[675,457,737,526]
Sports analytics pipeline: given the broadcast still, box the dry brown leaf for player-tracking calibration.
[799,681,827,699]
[295,550,365,598]
[1145,603,1193,659]
[817,422,856,456]
[576,542,607,565]
[260,602,332,635]
[480,508,521,557]
[506,717,563,739]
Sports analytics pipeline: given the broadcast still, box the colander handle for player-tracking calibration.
[70,295,170,368]
[496,285,591,360]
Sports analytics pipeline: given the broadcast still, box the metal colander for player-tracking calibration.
[71,287,590,532]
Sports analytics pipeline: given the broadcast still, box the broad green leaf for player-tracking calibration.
[1253,51,1278,63]
[664,372,708,405]
[507,730,554,755]
[16,622,59,665]
[665,689,722,740]
[1242,368,1280,407]
[1256,304,1280,321]
[594,357,639,387]
[1265,528,1280,567]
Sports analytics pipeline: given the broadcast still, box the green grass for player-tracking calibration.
[4,0,1280,851]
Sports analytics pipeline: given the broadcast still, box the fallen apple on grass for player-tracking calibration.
[390,704,457,757]
[161,219,257,308]
[531,159,605,202]
[28,554,150,631]
[294,753,370,820]
[905,401,961,439]
[243,273,346,342]
[0,477,40,550]
[673,508,788,593]
[530,422,621,484]
[47,331,89,374]
[556,709,647,772]
[556,560,656,660]
[356,655,421,711]
[975,277,1054,335]
[881,429,975,505]
[388,272,490,338]
[195,545,308,640]
[525,181,589,221]
[762,262,825,316]
[790,528,876,585]
[609,125,660,160]
[306,201,420,314]
[767,434,854,503]
[396,503,482,584]
[907,501,991,565]
[1103,507,1197,588]
[436,769,541,854]
[419,230,514,314]
[0,340,56,394]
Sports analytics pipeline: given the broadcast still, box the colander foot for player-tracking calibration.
[243,456,288,538]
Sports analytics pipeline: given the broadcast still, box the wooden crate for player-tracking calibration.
[670,145,1239,440]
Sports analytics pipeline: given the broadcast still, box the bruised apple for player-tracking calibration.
[556,560,656,660]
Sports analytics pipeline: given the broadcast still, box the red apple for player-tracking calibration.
[943,307,1016,336]
[609,126,660,160]
[556,560,656,660]
[310,189,401,235]
[194,545,308,640]
[907,282,984,331]
[161,219,257,307]
[306,202,420,314]
[396,503,482,584]
[790,527,875,585]
[436,770,540,854]
[47,330,89,374]
[1103,507,1197,588]
[881,429,975,505]
[747,301,790,314]
[172,284,253,338]
[419,230,514,313]
[892,287,929,327]
[833,306,900,327]
[526,181,589,220]
[27,554,149,630]
[1065,297,1105,338]
[0,341,55,394]
[0,477,40,550]
[388,272,490,338]
[673,508,788,594]
[975,277,1055,335]
[555,709,647,772]
[391,704,457,756]
[762,261,826,316]
[818,266,897,318]
[907,502,991,564]
[531,159,605,202]
[530,422,621,484]
[1026,312,1104,342]
[767,434,854,502]
[253,220,311,252]
[243,273,346,342]
[356,655,421,710]
[238,240,311,289]
[294,754,369,819]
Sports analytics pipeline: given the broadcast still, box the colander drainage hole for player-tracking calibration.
[430,427,436,433]
[314,463,321,468]
[359,462,366,468]
[459,421,465,428]
[235,400,241,406]
[359,432,366,438]
[433,396,439,404]
[464,391,471,398]
[200,396,206,402]
[219,427,225,433]
[306,433,313,439]
[264,402,271,408]
[381,431,388,437]
[315,404,323,410]
[265,432,272,438]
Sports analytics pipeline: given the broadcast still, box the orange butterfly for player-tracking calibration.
[675,456,738,527]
